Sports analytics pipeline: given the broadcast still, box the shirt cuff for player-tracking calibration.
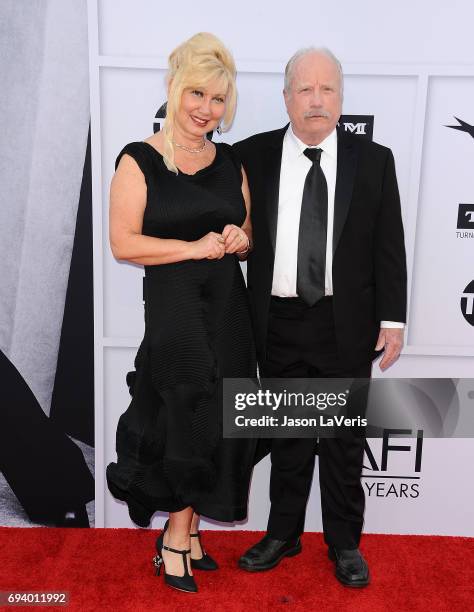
[380,321,405,329]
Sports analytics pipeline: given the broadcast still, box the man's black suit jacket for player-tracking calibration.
[234,125,407,369]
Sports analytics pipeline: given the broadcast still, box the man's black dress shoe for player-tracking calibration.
[328,547,370,587]
[238,534,302,571]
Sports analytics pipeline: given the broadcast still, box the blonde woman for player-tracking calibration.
[106,33,256,593]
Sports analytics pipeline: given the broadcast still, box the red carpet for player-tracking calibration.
[1,528,473,611]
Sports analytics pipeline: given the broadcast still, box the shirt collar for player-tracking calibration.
[285,123,337,160]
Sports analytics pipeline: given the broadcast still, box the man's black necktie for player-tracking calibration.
[297,148,328,306]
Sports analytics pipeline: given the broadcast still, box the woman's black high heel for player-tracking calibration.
[156,520,218,571]
[153,529,197,593]
[190,531,219,571]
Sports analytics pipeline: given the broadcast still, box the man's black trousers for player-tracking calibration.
[261,295,371,550]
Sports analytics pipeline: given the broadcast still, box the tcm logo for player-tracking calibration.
[461,281,474,326]
[363,429,423,499]
[153,102,168,133]
[457,204,474,230]
[339,115,374,141]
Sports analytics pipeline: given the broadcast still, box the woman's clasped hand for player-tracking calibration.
[191,224,249,260]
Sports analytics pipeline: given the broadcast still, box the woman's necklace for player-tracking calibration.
[172,138,207,154]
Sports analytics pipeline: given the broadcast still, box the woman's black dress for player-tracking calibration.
[106,141,257,526]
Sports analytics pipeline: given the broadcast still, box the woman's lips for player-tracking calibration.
[191,115,209,127]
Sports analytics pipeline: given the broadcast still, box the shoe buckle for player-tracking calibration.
[153,555,164,576]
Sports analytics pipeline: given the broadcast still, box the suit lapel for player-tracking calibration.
[333,128,358,255]
[263,127,286,252]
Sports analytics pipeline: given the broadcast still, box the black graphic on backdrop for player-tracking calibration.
[50,128,94,446]
[457,204,474,230]
[447,120,474,238]
[0,128,94,527]
[0,350,94,526]
[461,281,474,326]
[446,117,474,139]
[153,102,167,133]
[338,115,374,141]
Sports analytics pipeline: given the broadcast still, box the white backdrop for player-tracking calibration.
[88,0,474,535]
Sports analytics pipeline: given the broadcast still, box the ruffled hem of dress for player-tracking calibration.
[106,456,225,527]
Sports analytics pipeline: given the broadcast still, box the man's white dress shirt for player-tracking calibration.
[271,124,403,329]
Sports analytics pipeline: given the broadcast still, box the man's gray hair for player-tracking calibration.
[284,47,344,98]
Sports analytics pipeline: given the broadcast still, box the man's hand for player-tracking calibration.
[375,328,404,371]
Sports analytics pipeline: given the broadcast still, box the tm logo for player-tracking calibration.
[339,115,374,141]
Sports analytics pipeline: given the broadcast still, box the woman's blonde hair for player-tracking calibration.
[162,32,237,173]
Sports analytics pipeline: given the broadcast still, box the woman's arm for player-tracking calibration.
[222,166,253,260]
[109,155,225,265]
[238,167,253,259]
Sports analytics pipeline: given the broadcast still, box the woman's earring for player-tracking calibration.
[216,124,222,135]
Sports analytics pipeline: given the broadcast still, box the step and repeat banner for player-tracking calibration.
[93,0,474,537]
[1,0,473,536]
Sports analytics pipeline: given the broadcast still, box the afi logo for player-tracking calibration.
[364,429,423,473]
[461,281,474,326]
[363,429,423,499]
[457,204,474,229]
[338,115,374,141]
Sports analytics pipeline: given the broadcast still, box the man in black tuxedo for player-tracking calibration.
[234,48,406,586]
